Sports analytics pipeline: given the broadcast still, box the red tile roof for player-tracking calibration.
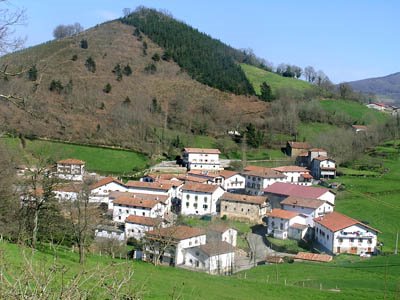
[287,141,311,149]
[309,148,327,152]
[314,211,380,233]
[199,241,235,256]
[273,166,309,173]
[90,177,124,190]
[181,183,220,193]
[146,225,206,240]
[113,196,160,209]
[267,209,299,220]
[125,215,162,226]
[352,125,368,131]
[220,192,267,205]
[294,252,332,262]
[243,166,286,179]
[264,182,333,199]
[183,148,221,154]
[112,192,168,203]
[125,181,173,191]
[313,156,335,162]
[57,158,85,165]
[290,223,308,230]
[281,196,328,209]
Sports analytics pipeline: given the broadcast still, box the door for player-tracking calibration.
[350,247,357,254]
[336,247,340,253]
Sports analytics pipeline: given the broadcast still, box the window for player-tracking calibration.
[358,238,362,243]
[195,196,198,201]
[339,238,343,243]
[142,212,145,216]
[189,242,192,246]
[186,194,190,200]
[186,202,189,207]
[126,210,129,213]
[203,204,208,209]
[350,238,354,243]
[225,205,228,210]
[280,223,283,230]
[196,261,200,267]
[118,216,121,220]
[204,197,208,202]
[194,203,198,208]
[241,208,244,212]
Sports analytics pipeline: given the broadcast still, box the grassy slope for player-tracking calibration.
[240,63,312,95]
[1,137,149,174]
[320,99,389,125]
[1,241,399,299]
[334,141,400,252]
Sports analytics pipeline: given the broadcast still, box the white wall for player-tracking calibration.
[125,223,155,240]
[318,192,336,205]
[180,187,224,216]
[221,229,237,247]
[90,182,128,205]
[95,229,125,241]
[54,191,78,201]
[282,202,334,226]
[224,174,245,191]
[331,224,378,255]
[185,152,221,170]
[175,235,207,265]
[184,247,234,274]
[113,202,165,223]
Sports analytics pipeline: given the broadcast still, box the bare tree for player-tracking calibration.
[123,8,131,17]
[53,23,83,39]
[0,0,26,55]
[304,66,316,83]
[65,180,100,264]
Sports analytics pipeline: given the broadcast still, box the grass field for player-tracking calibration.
[1,137,149,175]
[298,122,339,142]
[319,99,389,125]
[334,140,400,252]
[240,63,312,95]
[1,241,399,299]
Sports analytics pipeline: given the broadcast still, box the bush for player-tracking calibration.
[80,39,88,49]
[49,80,64,93]
[151,53,160,62]
[71,54,78,61]
[144,63,157,74]
[28,65,38,81]
[103,83,112,93]
[123,64,132,76]
[85,57,96,73]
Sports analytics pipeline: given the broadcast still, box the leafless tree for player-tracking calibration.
[65,180,100,264]
[123,8,131,17]
[53,22,83,39]
[0,0,26,55]
[304,66,316,83]
[144,225,178,266]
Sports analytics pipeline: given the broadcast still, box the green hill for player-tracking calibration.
[240,63,312,95]
[1,241,399,299]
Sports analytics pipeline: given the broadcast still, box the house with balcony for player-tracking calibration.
[182,148,221,171]
[56,158,85,181]
[311,156,336,179]
[314,211,380,255]
[243,166,286,196]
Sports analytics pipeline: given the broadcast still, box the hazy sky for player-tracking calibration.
[10,0,400,83]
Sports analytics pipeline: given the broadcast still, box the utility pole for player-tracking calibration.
[395,231,399,255]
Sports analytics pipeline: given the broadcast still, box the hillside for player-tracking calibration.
[347,72,400,104]
[0,21,267,154]
[241,63,312,96]
[1,241,399,299]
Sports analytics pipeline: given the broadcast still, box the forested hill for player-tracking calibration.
[347,72,400,103]
[121,8,255,95]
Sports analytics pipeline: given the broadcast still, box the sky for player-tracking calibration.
[9,0,400,83]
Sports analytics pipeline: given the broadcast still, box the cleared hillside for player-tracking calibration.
[240,63,312,96]
[0,21,267,154]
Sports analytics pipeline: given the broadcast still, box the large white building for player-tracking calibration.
[272,166,313,186]
[187,170,245,192]
[314,211,380,255]
[112,194,167,223]
[182,148,221,171]
[180,183,225,216]
[56,159,85,181]
[243,166,286,196]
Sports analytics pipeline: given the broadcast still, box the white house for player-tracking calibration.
[351,125,368,133]
[366,102,386,111]
[89,177,127,206]
[125,181,178,199]
[307,148,328,167]
[125,215,164,240]
[56,158,85,181]
[112,194,167,223]
[94,225,125,241]
[184,241,235,274]
[273,166,313,186]
[311,156,336,179]
[243,166,286,196]
[264,182,336,208]
[207,224,238,247]
[53,183,82,201]
[180,183,225,216]
[182,148,221,171]
[314,211,380,255]
[280,196,334,226]
[187,170,245,192]
[266,209,308,240]
[144,225,206,266]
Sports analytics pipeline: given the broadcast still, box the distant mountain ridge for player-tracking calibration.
[347,72,400,104]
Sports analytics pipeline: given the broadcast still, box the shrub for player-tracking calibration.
[144,63,156,74]
[71,54,78,61]
[80,39,88,49]
[49,80,64,93]
[27,65,38,81]
[151,53,160,62]
[103,83,112,93]
[85,57,96,73]
[123,64,132,76]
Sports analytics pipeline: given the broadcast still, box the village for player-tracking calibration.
[17,141,381,276]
